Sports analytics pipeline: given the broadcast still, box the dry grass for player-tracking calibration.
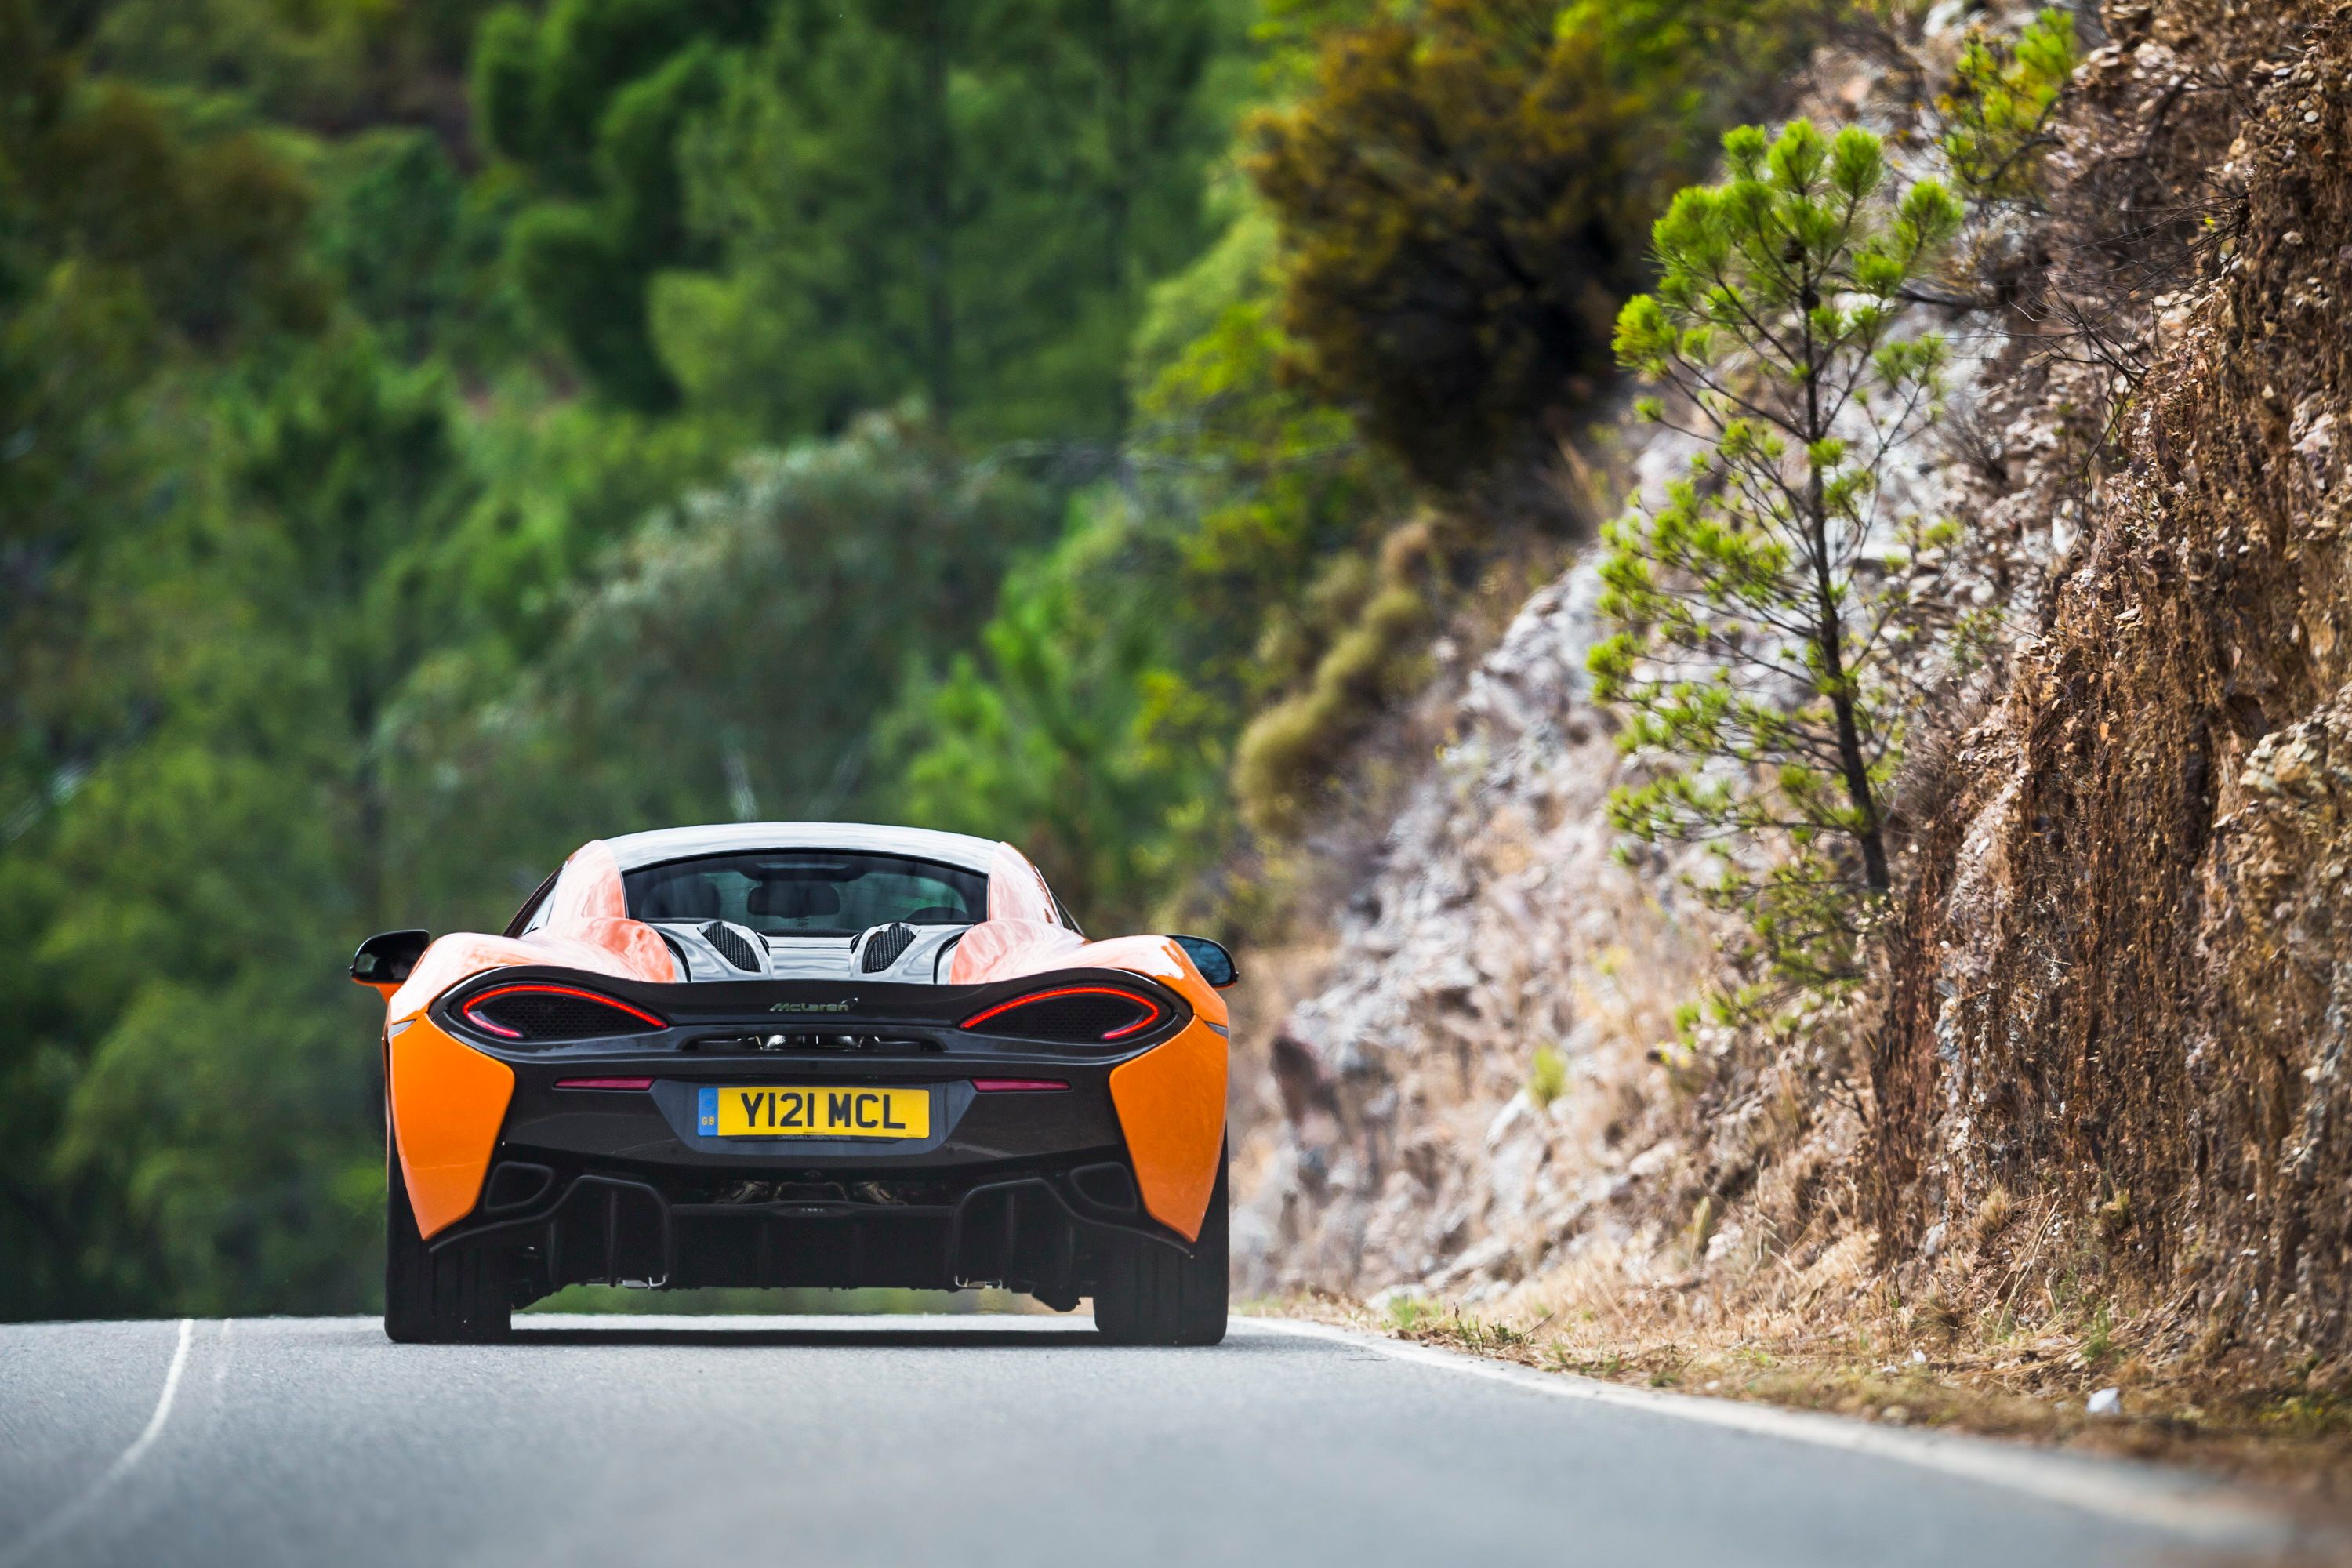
[1247,1239,2352,1531]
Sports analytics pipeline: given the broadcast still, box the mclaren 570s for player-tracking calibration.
[354,824,1235,1345]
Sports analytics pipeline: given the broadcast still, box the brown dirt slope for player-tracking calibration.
[1875,0,2352,1370]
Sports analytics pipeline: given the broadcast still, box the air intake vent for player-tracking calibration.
[860,923,916,973]
[701,920,762,971]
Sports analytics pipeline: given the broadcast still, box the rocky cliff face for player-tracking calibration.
[1232,556,1731,1300]
[1240,0,2352,1370]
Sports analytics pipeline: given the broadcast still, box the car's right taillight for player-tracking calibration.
[960,985,1164,1044]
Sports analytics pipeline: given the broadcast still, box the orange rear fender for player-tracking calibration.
[387,1014,515,1239]
[1087,936,1231,1242]
[1108,1018,1228,1240]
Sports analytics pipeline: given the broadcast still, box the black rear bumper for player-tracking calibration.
[436,1154,1174,1305]
[430,1058,1182,1304]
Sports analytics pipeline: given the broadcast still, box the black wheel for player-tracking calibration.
[384,1134,510,1344]
[1094,1143,1228,1346]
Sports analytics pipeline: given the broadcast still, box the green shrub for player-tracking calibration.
[1232,518,1439,834]
[1527,1045,1569,1108]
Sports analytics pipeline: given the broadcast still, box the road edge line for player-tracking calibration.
[1247,1316,2304,1550]
[0,1317,194,1568]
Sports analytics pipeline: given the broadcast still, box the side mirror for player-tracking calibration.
[351,929,431,989]
[1171,935,1238,989]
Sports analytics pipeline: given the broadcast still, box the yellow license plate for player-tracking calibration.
[700,1085,931,1140]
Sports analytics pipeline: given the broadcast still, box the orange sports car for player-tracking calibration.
[353,824,1234,1344]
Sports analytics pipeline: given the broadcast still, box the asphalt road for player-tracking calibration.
[0,1314,2308,1568]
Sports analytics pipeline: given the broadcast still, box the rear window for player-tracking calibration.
[623,851,988,938]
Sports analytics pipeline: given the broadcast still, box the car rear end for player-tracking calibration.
[392,963,1222,1323]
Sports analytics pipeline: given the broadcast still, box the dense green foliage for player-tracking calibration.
[2,0,1829,1317]
[1591,122,1961,990]
[1245,0,1820,487]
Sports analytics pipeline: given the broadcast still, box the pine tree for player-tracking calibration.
[1589,121,1962,989]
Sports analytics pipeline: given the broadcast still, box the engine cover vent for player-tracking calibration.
[860,922,916,973]
[701,920,763,972]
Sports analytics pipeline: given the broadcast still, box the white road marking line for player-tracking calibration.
[1248,1318,2307,1552]
[0,1318,194,1568]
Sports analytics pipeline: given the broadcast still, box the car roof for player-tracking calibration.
[601,822,1004,877]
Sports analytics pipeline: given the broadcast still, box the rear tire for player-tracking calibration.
[384,1133,510,1344]
[1094,1143,1228,1346]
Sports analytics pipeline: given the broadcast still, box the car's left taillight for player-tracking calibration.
[456,984,666,1043]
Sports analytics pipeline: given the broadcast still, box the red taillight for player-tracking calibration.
[460,984,667,1042]
[555,1077,655,1091]
[959,985,1163,1043]
[971,1078,1069,1092]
